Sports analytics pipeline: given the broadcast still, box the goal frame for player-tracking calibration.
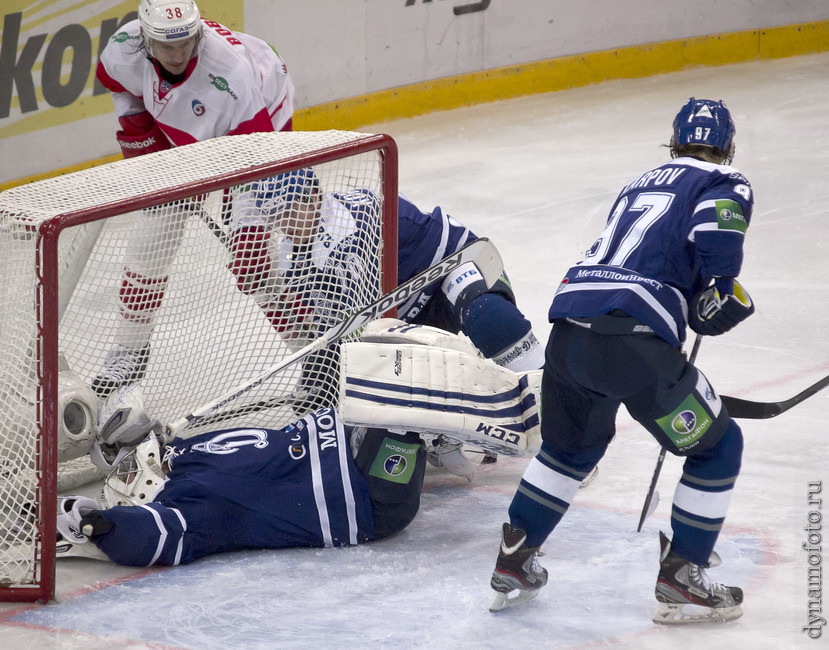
[8,133,398,603]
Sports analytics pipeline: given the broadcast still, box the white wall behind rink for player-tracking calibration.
[1,0,827,185]
[252,0,829,109]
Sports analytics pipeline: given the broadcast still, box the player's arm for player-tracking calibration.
[95,57,172,158]
[688,174,755,335]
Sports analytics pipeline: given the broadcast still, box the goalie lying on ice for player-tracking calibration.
[57,320,541,566]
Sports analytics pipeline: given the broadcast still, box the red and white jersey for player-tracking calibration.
[97,19,295,144]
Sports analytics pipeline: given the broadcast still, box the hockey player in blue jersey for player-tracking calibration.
[55,319,544,567]
[91,170,543,398]
[489,98,754,623]
[224,173,543,372]
[57,410,427,566]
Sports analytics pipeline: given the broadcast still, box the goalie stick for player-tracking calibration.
[720,373,829,419]
[164,237,505,439]
[636,335,702,533]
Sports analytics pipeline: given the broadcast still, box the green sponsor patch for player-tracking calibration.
[715,199,747,234]
[656,395,713,451]
[368,438,420,484]
[211,76,230,92]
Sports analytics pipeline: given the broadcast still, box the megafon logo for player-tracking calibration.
[404,0,491,15]
[0,10,138,120]
[671,410,697,434]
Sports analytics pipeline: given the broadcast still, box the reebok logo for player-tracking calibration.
[120,136,157,148]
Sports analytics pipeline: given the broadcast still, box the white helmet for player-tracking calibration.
[138,0,202,44]
[102,434,168,507]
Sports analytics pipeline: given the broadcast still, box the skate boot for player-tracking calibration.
[91,343,150,397]
[424,435,484,480]
[653,531,743,624]
[489,523,548,612]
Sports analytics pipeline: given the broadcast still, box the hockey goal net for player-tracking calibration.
[0,131,398,602]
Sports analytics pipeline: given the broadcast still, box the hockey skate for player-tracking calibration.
[489,523,548,612]
[91,343,151,397]
[424,434,485,480]
[653,531,743,624]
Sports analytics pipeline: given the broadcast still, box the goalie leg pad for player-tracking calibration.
[360,318,482,357]
[340,341,541,457]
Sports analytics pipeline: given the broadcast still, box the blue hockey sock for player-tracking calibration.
[670,420,743,565]
[508,443,603,548]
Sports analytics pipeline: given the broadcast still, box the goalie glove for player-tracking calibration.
[115,111,172,158]
[689,278,754,336]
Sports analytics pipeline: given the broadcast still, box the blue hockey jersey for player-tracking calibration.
[549,156,753,347]
[93,410,377,567]
[287,190,477,329]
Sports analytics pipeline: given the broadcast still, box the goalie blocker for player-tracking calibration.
[339,319,542,458]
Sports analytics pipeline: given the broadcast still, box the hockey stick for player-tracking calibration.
[636,334,702,533]
[179,387,318,429]
[164,237,504,438]
[720,373,829,419]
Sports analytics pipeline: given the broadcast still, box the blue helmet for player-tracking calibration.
[250,168,321,214]
[671,98,735,157]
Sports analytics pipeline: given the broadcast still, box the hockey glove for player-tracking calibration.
[116,111,171,158]
[689,279,754,336]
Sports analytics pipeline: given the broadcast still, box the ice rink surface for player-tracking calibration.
[1,52,828,648]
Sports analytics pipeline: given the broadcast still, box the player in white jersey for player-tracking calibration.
[96,0,294,156]
[90,0,296,398]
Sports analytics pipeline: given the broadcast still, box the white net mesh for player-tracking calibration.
[0,131,394,599]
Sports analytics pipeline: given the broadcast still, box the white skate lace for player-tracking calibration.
[689,564,726,594]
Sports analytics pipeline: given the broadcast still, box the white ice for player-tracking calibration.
[2,52,828,649]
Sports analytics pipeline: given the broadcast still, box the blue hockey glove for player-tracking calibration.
[689,279,754,336]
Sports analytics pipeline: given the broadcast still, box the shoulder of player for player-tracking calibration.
[100,19,144,64]
[671,156,750,183]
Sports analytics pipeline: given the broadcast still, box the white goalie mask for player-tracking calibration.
[102,434,168,507]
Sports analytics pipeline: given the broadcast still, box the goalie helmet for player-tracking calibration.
[138,0,202,45]
[671,98,735,163]
[251,169,321,215]
[102,434,168,507]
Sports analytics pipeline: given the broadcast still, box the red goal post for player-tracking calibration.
[0,131,398,602]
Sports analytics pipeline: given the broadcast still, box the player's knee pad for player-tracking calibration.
[637,364,730,456]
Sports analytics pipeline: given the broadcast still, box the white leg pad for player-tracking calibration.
[340,341,541,457]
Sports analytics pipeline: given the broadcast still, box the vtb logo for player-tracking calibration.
[404,0,491,16]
